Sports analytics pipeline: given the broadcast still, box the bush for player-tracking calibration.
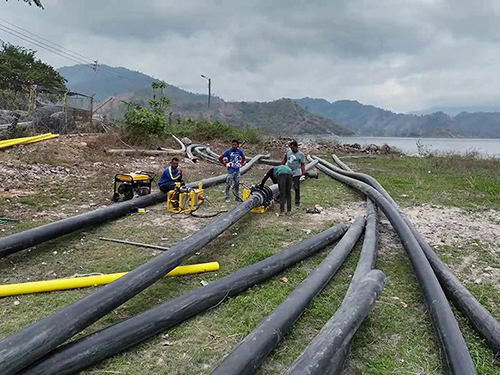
[168,118,264,144]
[124,107,167,141]
[121,82,170,144]
[239,123,263,144]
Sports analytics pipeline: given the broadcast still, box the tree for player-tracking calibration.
[5,0,44,9]
[0,41,66,92]
[121,81,171,141]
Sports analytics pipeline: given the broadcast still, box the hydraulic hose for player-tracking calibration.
[324,154,500,356]
[312,158,476,375]
[19,224,348,375]
[210,217,366,375]
[284,270,386,375]
[0,158,271,375]
[0,154,267,258]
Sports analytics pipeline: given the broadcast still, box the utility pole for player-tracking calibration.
[201,75,211,109]
[90,94,95,126]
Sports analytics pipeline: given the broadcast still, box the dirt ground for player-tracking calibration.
[1,133,499,271]
[1,133,500,374]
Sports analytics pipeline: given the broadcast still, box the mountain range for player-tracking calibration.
[57,65,500,138]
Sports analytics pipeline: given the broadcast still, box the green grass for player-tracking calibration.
[1,153,500,374]
[345,154,500,210]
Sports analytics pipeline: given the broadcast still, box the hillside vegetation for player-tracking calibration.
[296,98,500,138]
[58,65,352,136]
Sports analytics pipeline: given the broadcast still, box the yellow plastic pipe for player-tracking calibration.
[0,134,50,147]
[0,262,219,297]
[23,133,59,144]
[0,133,59,149]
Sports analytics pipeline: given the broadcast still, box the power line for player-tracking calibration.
[0,19,123,77]
[0,18,94,63]
[0,19,138,82]
[0,25,127,80]
[0,24,95,68]
[0,17,95,63]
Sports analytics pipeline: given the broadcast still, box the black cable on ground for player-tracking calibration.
[99,237,169,251]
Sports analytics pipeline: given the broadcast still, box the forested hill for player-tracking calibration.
[58,64,353,135]
[295,98,500,138]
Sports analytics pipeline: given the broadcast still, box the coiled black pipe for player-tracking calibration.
[210,217,366,375]
[258,158,282,166]
[204,146,221,160]
[0,154,267,259]
[284,270,386,375]
[186,143,205,162]
[312,159,476,375]
[323,154,500,356]
[20,224,348,375]
[194,146,221,164]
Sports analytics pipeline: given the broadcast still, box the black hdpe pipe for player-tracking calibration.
[19,230,349,375]
[0,153,267,259]
[327,198,379,374]
[210,217,366,375]
[312,159,476,375]
[284,269,386,375]
[194,146,219,164]
[0,159,318,375]
[0,161,273,375]
[186,143,205,162]
[318,158,380,374]
[204,146,222,160]
[324,154,500,356]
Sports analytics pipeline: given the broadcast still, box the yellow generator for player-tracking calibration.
[112,172,155,201]
[167,183,204,213]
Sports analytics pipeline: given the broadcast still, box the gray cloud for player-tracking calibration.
[2,0,500,112]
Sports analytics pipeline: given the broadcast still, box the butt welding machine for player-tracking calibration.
[167,182,204,213]
[241,185,274,213]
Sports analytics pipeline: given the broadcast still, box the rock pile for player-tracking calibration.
[265,137,402,155]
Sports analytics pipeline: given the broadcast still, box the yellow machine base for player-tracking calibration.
[242,189,272,213]
[167,183,204,213]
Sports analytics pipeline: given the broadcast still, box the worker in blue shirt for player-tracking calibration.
[218,139,245,202]
[159,157,183,193]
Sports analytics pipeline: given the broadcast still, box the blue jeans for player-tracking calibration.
[226,171,240,200]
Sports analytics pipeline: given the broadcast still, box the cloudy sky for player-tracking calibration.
[2,0,500,113]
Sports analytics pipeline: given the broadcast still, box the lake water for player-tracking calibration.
[300,135,500,158]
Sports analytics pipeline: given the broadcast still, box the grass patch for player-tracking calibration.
[1,151,500,374]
